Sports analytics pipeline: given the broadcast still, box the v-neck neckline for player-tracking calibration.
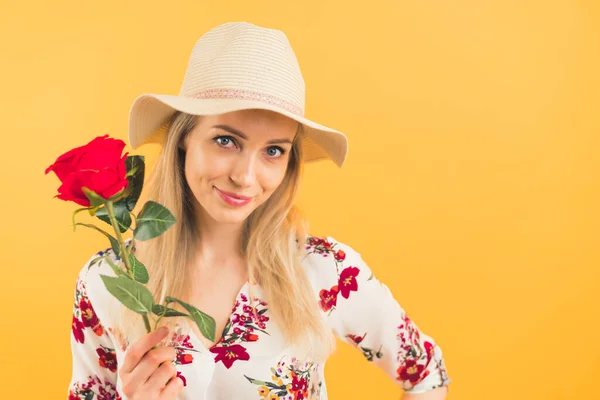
[185,280,252,352]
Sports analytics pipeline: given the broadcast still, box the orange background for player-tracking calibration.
[1,1,599,399]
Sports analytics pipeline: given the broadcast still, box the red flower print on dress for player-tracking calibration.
[96,346,117,373]
[306,236,362,314]
[80,297,104,336]
[345,332,383,362]
[306,236,333,253]
[397,359,429,385]
[72,277,108,346]
[346,333,366,345]
[68,375,122,399]
[245,358,321,399]
[243,332,259,342]
[318,285,339,312]
[338,266,359,299]
[177,352,194,364]
[210,344,250,369]
[209,294,270,368]
[165,330,199,367]
[395,313,435,388]
[72,315,85,344]
[290,372,309,400]
[334,249,346,261]
[176,371,187,387]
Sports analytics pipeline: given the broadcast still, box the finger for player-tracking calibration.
[127,346,177,386]
[121,326,170,374]
[160,374,185,399]
[145,361,178,393]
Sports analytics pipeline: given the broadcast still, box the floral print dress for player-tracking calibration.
[68,236,451,399]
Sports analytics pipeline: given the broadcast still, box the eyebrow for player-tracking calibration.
[212,124,293,145]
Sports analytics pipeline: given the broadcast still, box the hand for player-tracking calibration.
[119,326,183,400]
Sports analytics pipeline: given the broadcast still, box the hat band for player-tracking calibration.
[190,88,304,117]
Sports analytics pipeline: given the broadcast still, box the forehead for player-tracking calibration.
[201,109,298,137]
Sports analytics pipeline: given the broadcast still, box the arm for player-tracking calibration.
[403,386,448,399]
[307,236,452,397]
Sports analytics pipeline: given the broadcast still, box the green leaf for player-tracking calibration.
[87,255,104,271]
[152,304,189,317]
[87,205,103,216]
[72,206,92,227]
[164,296,216,341]
[73,223,120,255]
[81,187,106,207]
[243,375,268,386]
[124,156,145,212]
[95,201,132,233]
[102,255,129,278]
[100,275,155,315]
[134,201,176,241]
[129,253,149,284]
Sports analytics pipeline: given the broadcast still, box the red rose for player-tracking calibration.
[45,134,129,207]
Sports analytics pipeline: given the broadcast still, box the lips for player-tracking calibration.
[214,187,253,207]
[215,188,252,200]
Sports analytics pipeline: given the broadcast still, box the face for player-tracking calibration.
[181,109,299,225]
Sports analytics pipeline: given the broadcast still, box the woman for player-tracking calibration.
[67,22,451,400]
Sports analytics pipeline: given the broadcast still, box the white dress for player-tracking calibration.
[67,235,452,399]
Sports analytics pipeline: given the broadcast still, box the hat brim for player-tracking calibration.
[128,94,348,168]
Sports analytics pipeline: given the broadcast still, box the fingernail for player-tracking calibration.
[158,326,169,335]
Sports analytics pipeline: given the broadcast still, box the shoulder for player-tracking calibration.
[301,234,365,270]
[300,234,370,290]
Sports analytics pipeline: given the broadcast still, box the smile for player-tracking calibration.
[214,187,253,207]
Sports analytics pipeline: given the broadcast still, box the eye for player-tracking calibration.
[266,146,286,158]
[213,135,237,149]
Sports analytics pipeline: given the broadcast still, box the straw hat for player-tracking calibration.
[128,22,348,168]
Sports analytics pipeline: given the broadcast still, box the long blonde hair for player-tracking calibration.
[113,110,335,361]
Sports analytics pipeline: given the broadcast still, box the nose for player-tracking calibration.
[229,151,257,188]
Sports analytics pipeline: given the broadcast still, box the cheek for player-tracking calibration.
[185,149,229,182]
[259,167,288,193]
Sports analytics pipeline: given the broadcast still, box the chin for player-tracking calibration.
[205,201,257,224]
[212,210,252,224]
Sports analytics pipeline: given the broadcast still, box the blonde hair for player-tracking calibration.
[112,110,335,361]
